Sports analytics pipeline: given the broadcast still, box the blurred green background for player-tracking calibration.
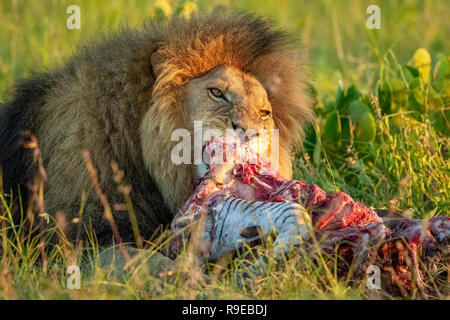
[0,0,448,100]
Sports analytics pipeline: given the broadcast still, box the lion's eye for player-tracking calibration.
[208,88,227,101]
[259,109,271,120]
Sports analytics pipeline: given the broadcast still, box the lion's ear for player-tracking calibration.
[150,50,164,80]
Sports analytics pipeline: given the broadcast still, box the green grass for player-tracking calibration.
[0,0,449,299]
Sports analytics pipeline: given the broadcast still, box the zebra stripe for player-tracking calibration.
[208,196,311,259]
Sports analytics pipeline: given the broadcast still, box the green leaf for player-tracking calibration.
[346,85,361,103]
[323,110,342,146]
[434,53,449,81]
[378,79,407,114]
[348,101,376,142]
[430,108,450,135]
[335,83,360,112]
[389,78,408,113]
[404,65,419,78]
[323,100,336,113]
[402,66,415,84]
[389,78,406,92]
[428,86,444,110]
[433,54,450,92]
[378,80,392,114]
[407,78,425,111]
[340,116,351,145]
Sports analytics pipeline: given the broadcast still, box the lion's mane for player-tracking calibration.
[0,10,314,244]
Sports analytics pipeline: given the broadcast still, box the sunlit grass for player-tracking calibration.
[0,0,448,299]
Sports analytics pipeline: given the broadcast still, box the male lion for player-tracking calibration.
[0,11,314,245]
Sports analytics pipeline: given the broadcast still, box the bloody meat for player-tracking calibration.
[170,139,449,296]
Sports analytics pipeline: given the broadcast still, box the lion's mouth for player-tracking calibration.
[195,131,265,179]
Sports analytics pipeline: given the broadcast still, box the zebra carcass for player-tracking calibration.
[169,139,450,295]
[169,138,383,259]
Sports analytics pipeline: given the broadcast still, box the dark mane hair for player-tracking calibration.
[0,10,315,244]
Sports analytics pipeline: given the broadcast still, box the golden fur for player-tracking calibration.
[0,10,315,244]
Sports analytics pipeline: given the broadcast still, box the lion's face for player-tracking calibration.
[184,65,276,176]
[185,65,274,133]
